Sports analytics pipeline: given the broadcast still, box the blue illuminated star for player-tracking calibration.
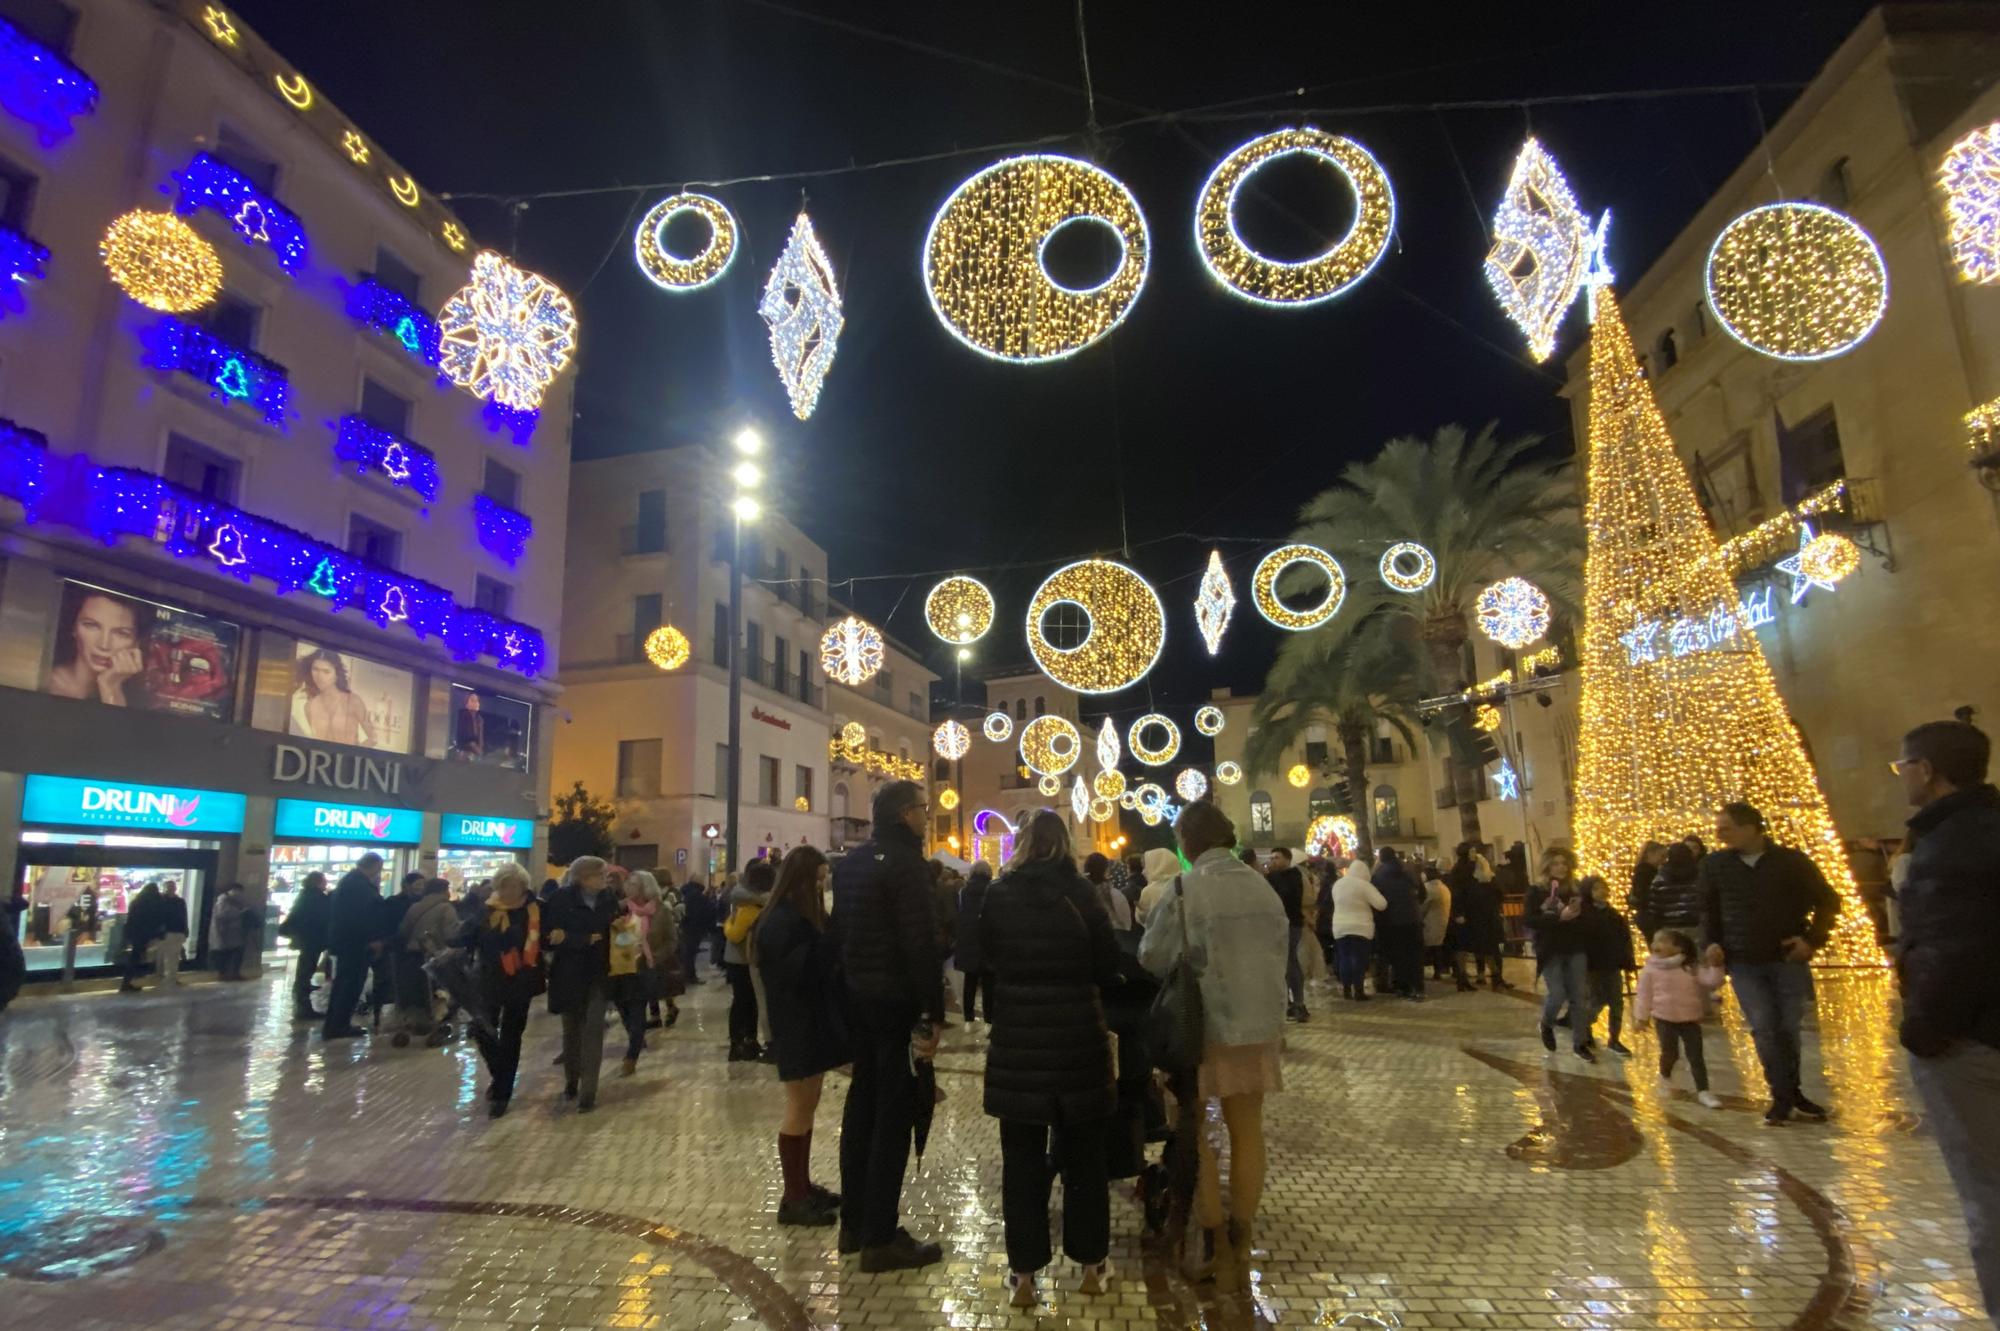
[1775,522,1838,604]
[1493,760,1519,801]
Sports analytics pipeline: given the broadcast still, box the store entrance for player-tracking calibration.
[16,842,217,975]
[267,844,415,949]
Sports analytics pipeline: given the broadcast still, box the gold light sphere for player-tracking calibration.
[1020,714,1082,777]
[1705,202,1888,362]
[643,624,691,671]
[924,576,995,645]
[839,721,866,750]
[1092,769,1127,800]
[1252,544,1346,631]
[983,711,1013,742]
[1195,127,1395,306]
[793,795,810,812]
[1473,703,1502,732]
[933,719,972,760]
[939,788,960,811]
[101,210,223,313]
[1799,531,1861,585]
[1287,763,1311,789]
[1025,559,1165,694]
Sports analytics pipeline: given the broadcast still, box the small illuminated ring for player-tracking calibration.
[1194,705,1224,737]
[1252,544,1346,631]
[1214,760,1243,786]
[1089,796,1114,823]
[1175,769,1208,801]
[1118,790,1138,810]
[1135,782,1168,811]
[1704,202,1887,362]
[983,711,1014,742]
[1195,128,1395,307]
[1379,542,1436,594]
[1092,769,1126,800]
[1037,774,1061,797]
[1128,714,1181,766]
[924,576,995,645]
[387,176,419,208]
[274,73,312,109]
[1026,559,1165,695]
[636,193,738,292]
[1020,714,1082,777]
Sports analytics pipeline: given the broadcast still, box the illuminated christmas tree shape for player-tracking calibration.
[437,251,578,412]
[1484,137,1592,362]
[1571,290,1879,963]
[759,211,844,420]
[307,557,339,597]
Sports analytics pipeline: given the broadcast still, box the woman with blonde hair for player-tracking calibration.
[545,855,619,1111]
[755,846,847,1226]
[465,862,543,1118]
[608,869,671,1078]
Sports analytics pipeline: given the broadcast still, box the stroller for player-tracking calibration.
[424,947,496,1044]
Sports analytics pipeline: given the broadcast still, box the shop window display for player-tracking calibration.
[17,832,206,973]
[446,683,531,771]
[283,638,413,753]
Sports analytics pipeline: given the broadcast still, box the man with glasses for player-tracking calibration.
[1892,720,2000,1323]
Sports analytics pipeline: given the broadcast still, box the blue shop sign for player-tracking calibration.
[440,813,532,850]
[23,774,247,834]
[273,797,422,845]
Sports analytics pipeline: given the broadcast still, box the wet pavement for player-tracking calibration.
[0,962,1988,1330]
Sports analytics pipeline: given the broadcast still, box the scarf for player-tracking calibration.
[486,899,540,975]
[624,897,657,965]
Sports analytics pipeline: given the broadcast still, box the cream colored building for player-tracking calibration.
[1559,4,2000,843]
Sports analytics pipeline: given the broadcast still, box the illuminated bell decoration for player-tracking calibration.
[1195,127,1394,306]
[1071,775,1090,823]
[1704,203,1887,362]
[1019,714,1082,777]
[923,154,1149,363]
[1475,576,1552,649]
[840,721,866,749]
[643,624,690,671]
[1214,760,1243,786]
[1089,796,1114,823]
[925,576,995,645]
[1940,122,2000,284]
[1252,544,1346,631]
[1038,774,1061,797]
[759,210,843,419]
[1379,542,1436,594]
[1128,714,1181,766]
[939,788,960,812]
[1473,703,1502,732]
[983,711,1013,742]
[101,210,222,313]
[1287,763,1311,789]
[933,718,971,760]
[819,615,886,686]
[1092,768,1126,800]
[1194,549,1236,655]
[1095,717,1121,772]
[635,192,737,291]
[1484,138,1592,361]
[1175,768,1208,801]
[1194,705,1224,737]
[437,251,578,412]
[1026,559,1165,694]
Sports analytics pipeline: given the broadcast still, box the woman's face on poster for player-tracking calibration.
[310,657,338,693]
[463,693,481,713]
[73,595,139,674]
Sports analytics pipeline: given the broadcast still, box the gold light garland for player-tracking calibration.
[1128,714,1181,766]
[1252,544,1346,631]
[101,211,223,313]
[983,711,1013,742]
[1092,769,1126,800]
[933,719,971,760]
[1705,203,1887,362]
[924,576,994,645]
[635,193,738,291]
[1798,530,1861,586]
[1195,127,1394,306]
[1020,714,1082,777]
[1025,559,1165,694]
[643,625,690,671]
[840,721,866,749]
[827,731,924,782]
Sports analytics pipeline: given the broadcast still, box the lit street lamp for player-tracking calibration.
[724,426,762,876]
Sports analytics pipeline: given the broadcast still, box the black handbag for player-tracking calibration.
[1145,877,1205,1072]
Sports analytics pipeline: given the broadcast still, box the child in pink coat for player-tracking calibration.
[1632,929,1726,1108]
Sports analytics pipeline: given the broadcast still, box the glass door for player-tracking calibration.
[14,843,216,975]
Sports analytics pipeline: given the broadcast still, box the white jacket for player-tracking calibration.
[1330,862,1388,939]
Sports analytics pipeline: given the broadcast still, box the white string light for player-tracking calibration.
[437,252,578,412]
[1194,705,1224,737]
[1705,202,1888,362]
[1175,768,1208,801]
[1194,127,1394,306]
[759,210,843,419]
[1378,541,1436,594]
[1484,137,1592,362]
[1096,717,1121,772]
[635,193,737,291]
[983,711,1013,742]
[1475,576,1551,649]
[1214,761,1243,786]
[1194,548,1236,655]
[1941,122,2000,285]
[1128,713,1181,766]
[1252,544,1346,631]
[1071,775,1090,823]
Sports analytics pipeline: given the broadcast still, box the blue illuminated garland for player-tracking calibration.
[332,414,441,502]
[345,276,442,370]
[0,425,543,675]
[472,494,532,564]
[0,16,96,145]
[140,315,289,426]
[0,224,48,319]
[172,153,309,275]
[482,398,538,446]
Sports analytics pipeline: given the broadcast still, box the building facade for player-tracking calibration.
[943,666,1111,868]
[0,0,572,979]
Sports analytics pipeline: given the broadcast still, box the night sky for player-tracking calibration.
[234,0,1880,718]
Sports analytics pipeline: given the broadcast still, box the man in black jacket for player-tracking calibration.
[278,871,332,1021]
[830,780,945,1273]
[1894,720,2000,1322]
[321,852,384,1040]
[1267,848,1308,1022]
[1698,802,1840,1126]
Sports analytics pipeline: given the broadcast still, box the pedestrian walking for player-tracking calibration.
[1266,848,1308,1022]
[278,872,331,1020]
[465,863,543,1118]
[118,881,164,992]
[1330,858,1385,1001]
[1451,846,1508,989]
[953,862,992,1023]
[722,859,774,1061]
[756,846,848,1227]
[1372,848,1426,1000]
[679,875,709,985]
[155,881,189,988]
[1423,861,1467,988]
[641,870,684,1029]
[1632,928,1724,1108]
[1529,855,1596,1061]
[608,869,668,1077]
[391,879,455,1045]
[545,855,620,1112]
[208,883,250,980]
[323,853,385,1039]
[1578,875,1636,1056]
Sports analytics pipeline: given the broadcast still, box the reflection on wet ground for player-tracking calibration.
[0,964,1987,1329]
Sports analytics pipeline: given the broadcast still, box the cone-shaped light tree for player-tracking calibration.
[1573,290,1880,964]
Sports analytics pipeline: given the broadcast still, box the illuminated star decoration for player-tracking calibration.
[759,211,844,420]
[341,130,369,164]
[1475,577,1551,649]
[1484,137,1594,362]
[441,222,466,253]
[1774,522,1860,604]
[1940,122,2000,285]
[819,615,885,686]
[1194,549,1235,655]
[1493,760,1520,801]
[1619,620,1662,665]
[437,251,578,413]
[1096,717,1121,772]
[1581,211,1615,323]
[202,5,237,44]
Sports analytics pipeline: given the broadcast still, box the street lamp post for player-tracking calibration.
[723,429,762,877]
[955,646,970,854]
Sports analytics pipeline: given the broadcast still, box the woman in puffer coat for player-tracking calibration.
[979,811,1123,1308]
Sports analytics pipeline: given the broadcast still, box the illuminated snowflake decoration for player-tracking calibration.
[1096,717,1122,772]
[819,614,885,686]
[1194,549,1236,655]
[1214,761,1243,786]
[1175,768,1208,802]
[983,711,1013,742]
[1474,577,1551,649]
[759,211,844,420]
[437,251,579,412]
[1194,705,1224,737]
[933,718,971,760]
[1071,775,1090,823]
[1484,138,1593,362]
[1940,122,2000,285]
[1775,522,1860,604]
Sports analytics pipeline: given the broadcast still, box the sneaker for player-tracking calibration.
[1007,1271,1038,1308]
[1079,1259,1115,1295]
[778,1195,839,1227]
[1574,1045,1595,1063]
[1763,1101,1792,1127]
[1540,1024,1557,1051]
[1791,1094,1828,1121]
[859,1228,943,1273]
[1696,1091,1723,1110]
[1607,1040,1633,1057]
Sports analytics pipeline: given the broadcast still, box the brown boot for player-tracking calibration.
[618,1057,637,1077]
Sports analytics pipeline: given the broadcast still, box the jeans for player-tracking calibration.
[1728,961,1814,1103]
[838,1002,921,1247]
[1540,952,1590,1048]
[1909,1041,2000,1324]
[725,962,758,1046]
[1334,935,1373,991]
[961,970,987,1022]
[1000,1116,1110,1271]
[1285,924,1305,1008]
[291,943,324,1012]
[1655,1018,1708,1091]
[322,948,369,1034]
[1589,970,1625,1043]
[473,995,533,1102]
[1380,923,1425,996]
[617,995,648,1060]
[560,983,610,1102]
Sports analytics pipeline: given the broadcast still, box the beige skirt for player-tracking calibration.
[1198,1040,1284,1099]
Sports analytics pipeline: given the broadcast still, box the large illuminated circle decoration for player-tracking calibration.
[1128,714,1181,766]
[1379,542,1436,594]
[1038,774,1061,797]
[1092,769,1127,800]
[101,210,223,313]
[1019,714,1082,777]
[1252,544,1346,631]
[635,193,738,292]
[983,711,1014,742]
[1704,202,1888,362]
[1195,128,1395,307]
[924,576,995,645]
[1193,705,1224,737]
[1025,559,1166,694]
[643,625,690,671]
[933,719,971,760]
[1175,768,1209,801]
[1214,760,1243,786]
[1475,576,1552,649]
[922,154,1150,363]
[819,615,886,685]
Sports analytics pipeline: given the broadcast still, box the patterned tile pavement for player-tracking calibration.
[0,960,1989,1330]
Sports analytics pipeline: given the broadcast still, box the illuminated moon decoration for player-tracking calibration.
[1940,122,2000,284]
[939,788,960,811]
[1175,768,1208,801]
[819,614,886,686]
[1252,544,1346,631]
[1704,203,1888,361]
[1214,760,1243,786]
[1194,549,1236,655]
[1095,717,1121,772]
[839,721,866,749]
[1194,705,1224,737]
[1019,714,1082,777]
[643,625,690,671]
[101,210,223,313]
[1038,774,1061,797]
[1287,763,1311,788]
[983,711,1013,742]
[922,154,1150,363]
[1089,796,1114,823]
[1128,714,1181,766]
[1194,127,1395,306]
[1475,577,1552,649]
[388,176,420,207]
[1071,776,1090,823]
[1092,768,1126,800]
[1379,541,1436,594]
[438,251,579,412]
[1484,137,1592,362]
[1025,559,1166,694]
[933,719,971,760]
[760,210,843,419]
[635,192,738,292]
[274,73,312,109]
[925,576,995,645]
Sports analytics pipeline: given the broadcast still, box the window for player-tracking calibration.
[359,377,412,435]
[744,619,762,676]
[634,489,667,553]
[794,765,812,809]
[773,635,789,691]
[832,782,849,821]
[0,154,35,231]
[1370,736,1396,766]
[0,0,77,53]
[474,575,512,617]
[797,649,811,703]
[214,124,279,196]
[1308,786,1337,819]
[1815,156,1852,210]
[1249,791,1274,835]
[632,593,662,654]
[198,291,260,350]
[482,458,521,508]
[1373,784,1400,832]
[616,739,662,798]
[1652,328,1678,373]
[711,524,731,564]
[909,692,924,719]
[713,602,730,667]
[1015,699,1026,721]
[1778,406,1846,506]
[759,755,781,806]
[936,813,952,840]
[1034,696,1046,716]
[773,547,789,582]
[373,247,422,302]
[713,743,729,799]
[993,698,1007,718]
[934,759,951,783]
[1303,739,1328,769]
[163,434,238,503]
[798,566,813,616]
[1693,431,1765,532]
[346,513,400,569]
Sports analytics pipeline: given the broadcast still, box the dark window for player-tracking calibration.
[773,635,789,691]
[797,649,811,702]
[798,567,813,616]
[359,377,412,435]
[712,602,730,667]
[346,513,400,569]
[773,547,789,581]
[482,457,520,508]
[1034,696,1046,716]
[634,489,667,553]
[0,154,35,231]
[1652,328,1678,373]
[0,0,77,53]
[934,759,951,783]
[198,292,259,350]
[1015,699,1026,721]
[632,593,662,657]
[163,434,238,503]
[713,744,729,799]
[474,575,512,617]
[1303,739,1328,769]
[213,125,279,197]
[758,756,781,805]
[1816,157,1852,210]
[1778,406,1846,505]
[909,692,923,719]
[373,246,422,302]
[794,765,812,808]
[1370,736,1396,765]
[711,525,730,564]
[617,739,662,798]
[744,620,762,673]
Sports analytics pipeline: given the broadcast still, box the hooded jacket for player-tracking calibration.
[831,820,944,1020]
[1135,847,1182,923]
[1330,861,1387,939]
[1898,783,2000,1055]
[1632,953,1724,1025]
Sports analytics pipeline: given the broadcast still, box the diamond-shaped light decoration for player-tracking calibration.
[1194,549,1236,655]
[1484,137,1593,362]
[1070,774,1089,823]
[759,211,844,420]
[1095,716,1121,773]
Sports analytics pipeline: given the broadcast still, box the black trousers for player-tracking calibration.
[1655,1018,1709,1091]
[617,995,648,1060]
[291,943,324,1011]
[474,996,534,1101]
[322,947,369,1034]
[725,962,758,1045]
[1470,943,1505,982]
[839,1004,920,1247]
[123,941,151,983]
[1380,923,1425,995]
[213,946,244,980]
[1000,1116,1111,1271]
[961,970,987,1022]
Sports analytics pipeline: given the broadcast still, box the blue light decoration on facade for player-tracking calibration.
[0,224,48,318]
[332,414,441,502]
[171,152,309,274]
[0,425,546,676]
[343,276,442,370]
[472,494,532,564]
[140,315,289,425]
[0,16,97,145]
[481,398,538,446]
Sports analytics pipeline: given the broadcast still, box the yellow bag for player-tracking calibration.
[722,901,762,946]
[608,914,643,977]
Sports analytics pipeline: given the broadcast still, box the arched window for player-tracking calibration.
[933,758,950,783]
[1373,783,1400,832]
[1249,790,1274,835]
[1308,786,1337,819]
[1034,696,1047,716]
[1015,699,1027,720]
